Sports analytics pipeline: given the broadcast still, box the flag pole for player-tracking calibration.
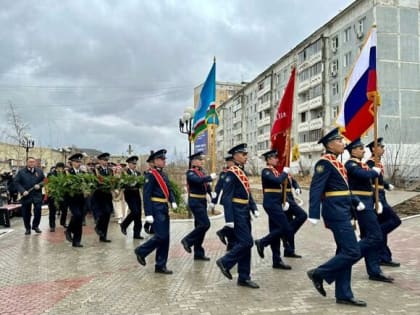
[282,128,292,205]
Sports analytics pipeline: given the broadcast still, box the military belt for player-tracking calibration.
[372,185,384,189]
[232,198,249,204]
[189,193,206,199]
[151,197,168,203]
[351,190,373,196]
[264,188,281,193]
[324,191,351,197]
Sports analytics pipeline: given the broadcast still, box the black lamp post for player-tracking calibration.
[20,134,35,161]
[179,107,195,168]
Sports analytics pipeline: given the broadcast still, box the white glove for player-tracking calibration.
[208,202,215,210]
[372,167,381,175]
[356,202,365,211]
[145,215,154,224]
[295,188,301,195]
[211,191,217,199]
[23,191,29,196]
[210,173,217,180]
[308,218,319,225]
[34,184,40,190]
[283,202,290,211]
[375,201,383,214]
[225,222,234,228]
[252,210,260,218]
[388,184,394,191]
[282,167,290,174]
[171,202,178,209]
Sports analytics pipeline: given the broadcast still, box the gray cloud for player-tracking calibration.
[0,0,353,158]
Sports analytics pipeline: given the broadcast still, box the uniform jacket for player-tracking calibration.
[261,166,288,206]
[186,166,212,196]
[143,167,175,216]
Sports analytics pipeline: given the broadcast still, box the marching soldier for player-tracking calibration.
[120,155,144,240]
[214,156,236,250]
[92,152,114,242]
[143,151,155,235]
[366,138,401,267]
[134,149,177,274]
[215,143,260,289]
[65,153,86,247]
[282,174,307,258]
[14,157,45,235]
[180,151,216,261]
[307,128,366,307]
[254,149,292,270]
[344,139,394,283]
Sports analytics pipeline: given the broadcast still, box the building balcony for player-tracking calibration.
[257,84,271,98]
[298,142,311,153]
[309,95,323,110]
[258,100,271,112]
[297,121,309,132]
[233,116,242,124]
[309,51,322,65]
[309,117,323,130]
[297,100,309,113]
[297,79,310,94]
[298,60,310,73]
[257,116,271,127]
[310,73,322,87]
[311,142,324,151]
[257,132,270,143]
[233,128,242,136]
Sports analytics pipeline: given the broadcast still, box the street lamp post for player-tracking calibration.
[58,147,71,163]
[179,107,195,168]
[20,134,35,161]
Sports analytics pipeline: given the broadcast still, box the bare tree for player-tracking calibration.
[4,102,30,144]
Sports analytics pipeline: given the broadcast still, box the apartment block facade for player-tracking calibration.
[216,0,420,174]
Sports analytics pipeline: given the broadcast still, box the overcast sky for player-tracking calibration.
[0,0,353,159]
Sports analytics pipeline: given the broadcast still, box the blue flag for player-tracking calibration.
[191,62,216,141]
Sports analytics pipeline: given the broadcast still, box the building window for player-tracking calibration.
[344,27,351,42]
[332,82,339,96]
[300,112,307,123]
[332,106,339,119]
[331,35,339,52]
[344,51,352,68]
[357,17,366,37]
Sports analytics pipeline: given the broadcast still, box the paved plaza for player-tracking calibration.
[1,190,420,315]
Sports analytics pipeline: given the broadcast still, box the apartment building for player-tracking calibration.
[217,0,420,174]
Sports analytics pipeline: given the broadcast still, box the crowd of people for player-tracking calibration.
[1,129,401,307]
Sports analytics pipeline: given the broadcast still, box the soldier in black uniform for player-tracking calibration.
[345,138,394,283]
[254,149,292,270]
[214,156,236,250]
[366,138,401,267]
[180,151,216,260]
[92,152,114,242]
[65,153,86,247]
[120,155,144,240]
[215,143,260,289]
[46,162,66,232]
[14,157,45,235]
[134,149,177,274]
[143,151,155,235]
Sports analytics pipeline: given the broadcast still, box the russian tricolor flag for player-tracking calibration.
[336,27,377,141]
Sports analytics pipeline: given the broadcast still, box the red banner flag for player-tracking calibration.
[271,67,296,171]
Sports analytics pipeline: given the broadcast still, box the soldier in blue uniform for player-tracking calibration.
[345,138,394,283]
[254,149,292,270]
[120,155,144,240]
[143,151,155,235]
[92,152,114,242]
[215,143,260,289]
[14,157,45,235]
[366,138,401,267]
[307,128,366,307]
[281,174,307,258]
[181,151,216,260]
[214,156,236,250]
[65,153,86,247]
[134,149,177,274]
